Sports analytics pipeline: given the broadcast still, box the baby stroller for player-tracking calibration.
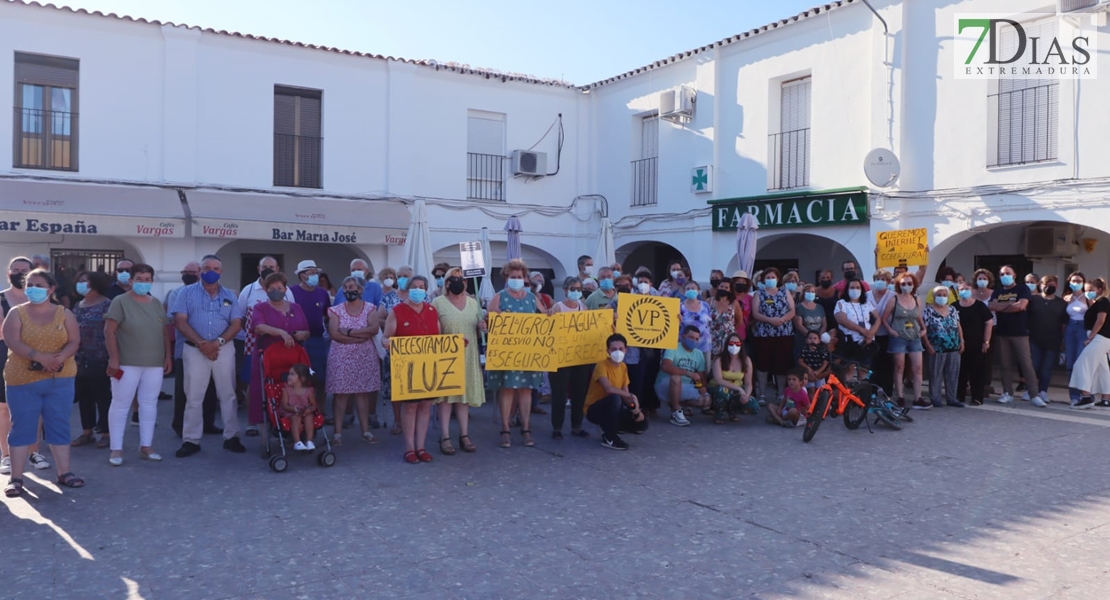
[261,344,337,473]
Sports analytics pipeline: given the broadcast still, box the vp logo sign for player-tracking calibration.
[954,15,1096,80]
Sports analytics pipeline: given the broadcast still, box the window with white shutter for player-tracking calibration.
[273,85,322,188]
[632,115,658,206]
[990,19,1059,167]
[14,52,79,171]
[467,112,505,201]
[771,77,811,190]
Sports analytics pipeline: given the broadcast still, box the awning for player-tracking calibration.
[0,179,186,238]
[185,190,409,246]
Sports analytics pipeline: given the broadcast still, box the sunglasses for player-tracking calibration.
[727,342,743,347]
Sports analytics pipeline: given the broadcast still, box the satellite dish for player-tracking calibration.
[864,148,901,188]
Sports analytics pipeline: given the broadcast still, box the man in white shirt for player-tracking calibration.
[237,256,294,437]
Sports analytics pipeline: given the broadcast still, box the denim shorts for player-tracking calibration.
[6,376,76,446]
[888,336,924,354]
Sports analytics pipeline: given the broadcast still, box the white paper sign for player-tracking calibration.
[460,241,486,278]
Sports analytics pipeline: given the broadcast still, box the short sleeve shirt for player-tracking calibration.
[656,346,706,387]
[585,359,628,413]
[170,283,243,341]
[106,293,168,367]
[291,285,331,338]
[990,284,1032,337]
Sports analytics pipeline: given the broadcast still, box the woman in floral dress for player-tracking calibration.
[709,278,737,359]
[680,280,712,369]
[327,276,380,445]
[487,259,543,449]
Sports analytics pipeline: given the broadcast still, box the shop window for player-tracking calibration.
[13,52,79,171]
[274,85,322,188]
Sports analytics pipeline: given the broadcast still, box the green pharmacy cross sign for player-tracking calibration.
[710,188,869,231]
[690,166,712,194]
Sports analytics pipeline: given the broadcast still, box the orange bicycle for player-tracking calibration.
[802,359,912,443]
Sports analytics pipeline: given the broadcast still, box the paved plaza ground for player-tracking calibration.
[3,384,1110,600]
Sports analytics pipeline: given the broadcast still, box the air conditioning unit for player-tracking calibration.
[511,150,547,177]
[1025,225,1073,257]
[1058,0,1109,13]
[659,86,695,124]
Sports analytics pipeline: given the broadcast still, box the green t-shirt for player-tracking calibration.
[656,346,706,387]
[585,289,618,311]
[106,293,167,367]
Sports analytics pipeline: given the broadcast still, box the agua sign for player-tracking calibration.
[711,189,869,231]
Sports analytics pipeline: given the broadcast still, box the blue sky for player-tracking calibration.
[55,0,826,84]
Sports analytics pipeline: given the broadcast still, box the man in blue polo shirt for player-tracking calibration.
[332,258,382,307]
[172,254,245,458]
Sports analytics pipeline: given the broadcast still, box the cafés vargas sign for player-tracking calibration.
[710,188,869,231]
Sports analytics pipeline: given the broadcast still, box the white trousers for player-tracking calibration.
[109,366,164,451]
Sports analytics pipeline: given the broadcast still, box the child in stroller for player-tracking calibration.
[281,363,318,451]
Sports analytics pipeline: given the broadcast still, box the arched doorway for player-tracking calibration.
[618,241,689,283]
[727,233,863,282]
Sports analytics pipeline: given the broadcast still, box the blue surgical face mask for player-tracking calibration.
[408,289,427,303]
[132,282,153,296]
[117,271,131,285]
[784,282,798,293]
[612,271,621,278]
[75,282,89,296]
[396,276,409,290]
[507,278,525,291]
[567,290,583,301]
[1071,282,1084,292]
[200,270,221,285]
[803,291,816,302]
[959,289,972,300]
[684,290,698,300]
[943,280,956,288]
[977,279,989,288]
[600,278,614,291]
[25,286,49,304]
[1086,291,1098,301]
[1000,275,1014,287]
[436,277,445,288]
[681,337,698,351]
[764,278,778,289]
[351,270,366,280]
[1026,283,1037,292]
[872,280,888,292]
[848,288,861,300]
[306,274,320,287]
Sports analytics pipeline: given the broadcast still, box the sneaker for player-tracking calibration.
[0,456,10,475]
[175,442,201,458]
[1020,390,1030,401]
[931,400,944,408]
[293,441,307,451]
[796,415,807,428]
[600,433,629,450]
[912,399,932,410]
[997,393,1014,404]
[29,452,50,470]
[305,440,316,451]
[1073,396,1096,410]
[1039,391,1050,404]
[946,400,966,408]
[670,410,690,427]
[223,437,247,453]
[1031,395,1047,408]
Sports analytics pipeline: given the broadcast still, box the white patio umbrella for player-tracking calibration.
[595,217,616,267]
[402,199,437,296]
[478,226,494,306]
[735,212,759,278]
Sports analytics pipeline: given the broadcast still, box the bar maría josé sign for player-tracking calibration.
[710,188,869,231]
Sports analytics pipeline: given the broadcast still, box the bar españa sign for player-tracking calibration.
[710,189,869,231]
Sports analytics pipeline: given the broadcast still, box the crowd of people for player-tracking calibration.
[2,248,1107,498]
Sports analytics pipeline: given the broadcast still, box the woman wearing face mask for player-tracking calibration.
[882,273,927,409]
[327,276,381,446]
[1027,275,1067,406]
[71,271,113,449]
[487,259,544,449]
[709,333,757,424]
[658,261,689,299]
[378,267,398,296]
[971,268,996,398]
[813,269,839,331]
[955,281,993,405]
[782,271,802,304]
[432,268,485,453]
[751,268,796,402]
[382,276,440,462]
[710,279,739,359]
[867,270,897,397]
[680,281,713,371]
[104,264,173,465]
[378,265,418,436]
[529,271,554,313]
[250,273,310,437]
[1070,278,1110,409]
[833,279,881,376]
[1062,272,1090,406]
[634,269,659,297]
[3,268,83,497]
[925,267,959,306]
[922,285,965,408]
[547,277,593,440]
[793,283,826,360]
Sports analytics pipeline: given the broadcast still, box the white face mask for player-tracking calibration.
[583,265,595,276]
[727,345,741,356]
[383,278,395,288]
[638,282,651,294]
[609,350,625,363]
[671,270,683,280]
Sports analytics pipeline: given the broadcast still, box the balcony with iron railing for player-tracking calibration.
[767,128,810,191]
[631,157,657,207]
[989,82,1059,167]
[274,133,322,188]
[467,152,505,201]
[14,107,78,170]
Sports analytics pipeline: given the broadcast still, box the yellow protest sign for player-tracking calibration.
[877,228,928,268]
[389,334,466,401]
[552,310,613,368]
[485,313,557,372]
[616,294,681,350]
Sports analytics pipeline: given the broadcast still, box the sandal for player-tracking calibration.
[362,431,377,445]
[499,430,511,448]
[521,429,535,448]
[459,434,476,453]
[56,472,85,489]
[571,429,590,438]
[71,433,95,447]
[712,415,726,425]
[96,437,109,449]
[390,424,402,436]
[403,450,419,464]
[729,414,741,422]
[4,478,23,497]
[439,437,456,456]
[415,449,433,463]
[332,433,343,447]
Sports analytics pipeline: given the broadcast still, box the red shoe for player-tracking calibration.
[403,450,418,464]
[415,449,433,463]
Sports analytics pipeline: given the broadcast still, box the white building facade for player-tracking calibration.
[1,0,1109,297]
